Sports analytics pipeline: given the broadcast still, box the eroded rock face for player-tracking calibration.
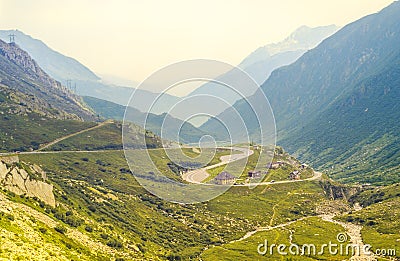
[0,39,95,121]
[0,158,55,207]
[320,180,361,201]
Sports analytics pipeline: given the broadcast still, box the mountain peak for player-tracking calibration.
[265,24,339,56]
[239,25,339,69]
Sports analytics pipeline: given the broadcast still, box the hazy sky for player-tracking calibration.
[0,0,394,83]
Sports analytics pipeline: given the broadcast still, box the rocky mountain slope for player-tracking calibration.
[0,30,99,82]
[0,39,94,120]
[0,30,182,116]
[201,2,400,185]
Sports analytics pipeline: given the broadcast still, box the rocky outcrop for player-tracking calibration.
[0,39,95,121]
[0,158,55,207]
[320,180,361,201]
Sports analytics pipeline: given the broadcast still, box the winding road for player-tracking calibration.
[182,147,254,183]
[1,122,322,188]
[182,145,322,186]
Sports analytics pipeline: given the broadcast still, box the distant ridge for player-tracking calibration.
[201,1,400,184]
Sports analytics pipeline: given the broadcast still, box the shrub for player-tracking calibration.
[106,238,123,249]
[65,216,83,227]
[55,225,67,234]
[85,225,93,232]
[100,233,109,240]
[366,220,376,226]
[88,205,96,212]
[39,227,47,234]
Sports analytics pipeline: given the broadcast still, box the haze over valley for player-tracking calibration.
[0,1,399,260]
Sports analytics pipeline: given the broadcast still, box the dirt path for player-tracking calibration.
[36,120,113,151]
[320,214,377,261]
[229,209,377,261]
[230,216,309,244]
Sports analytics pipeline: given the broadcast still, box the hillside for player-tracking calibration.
[41,120,163,151]
[0,30,99,82]
[202,2,400,185]
[0,38,103,152]
[0,144,396,260]
[0,39,94,121]
[184,25,338,125]
[3,149,326,260]
[0,30,182,117]
[238,24,339,85]
[75,81,180,115]
[83,96,212,144]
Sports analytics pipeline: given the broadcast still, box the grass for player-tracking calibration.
[18,149,330,260]
[43,121,163,151]
[338,194,400,259]
[0,113,96,152]
[201,217,350,260]
[0,195,108,260]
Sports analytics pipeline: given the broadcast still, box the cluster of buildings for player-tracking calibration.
[213,161,309,184]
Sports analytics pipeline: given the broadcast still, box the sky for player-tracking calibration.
[0,0,395,85]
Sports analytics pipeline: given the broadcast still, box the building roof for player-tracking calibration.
[215,171,236,180]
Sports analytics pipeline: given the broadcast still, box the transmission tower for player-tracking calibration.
[8,34,16,43]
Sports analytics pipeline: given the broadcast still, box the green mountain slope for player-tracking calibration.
[6,149,396,260]
[83,96,211,144]
[282,62,400,184]
[202,2,400,185]
[12,150,328,260]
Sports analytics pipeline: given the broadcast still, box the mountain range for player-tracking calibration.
[83,96,210,143]
[179,25,338,126]
[0,30,180,115]
[0,3,399,260]
[202,1,400,185]
[1,2,398,185]
[0,26,338,127]
[238,24,339,84]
